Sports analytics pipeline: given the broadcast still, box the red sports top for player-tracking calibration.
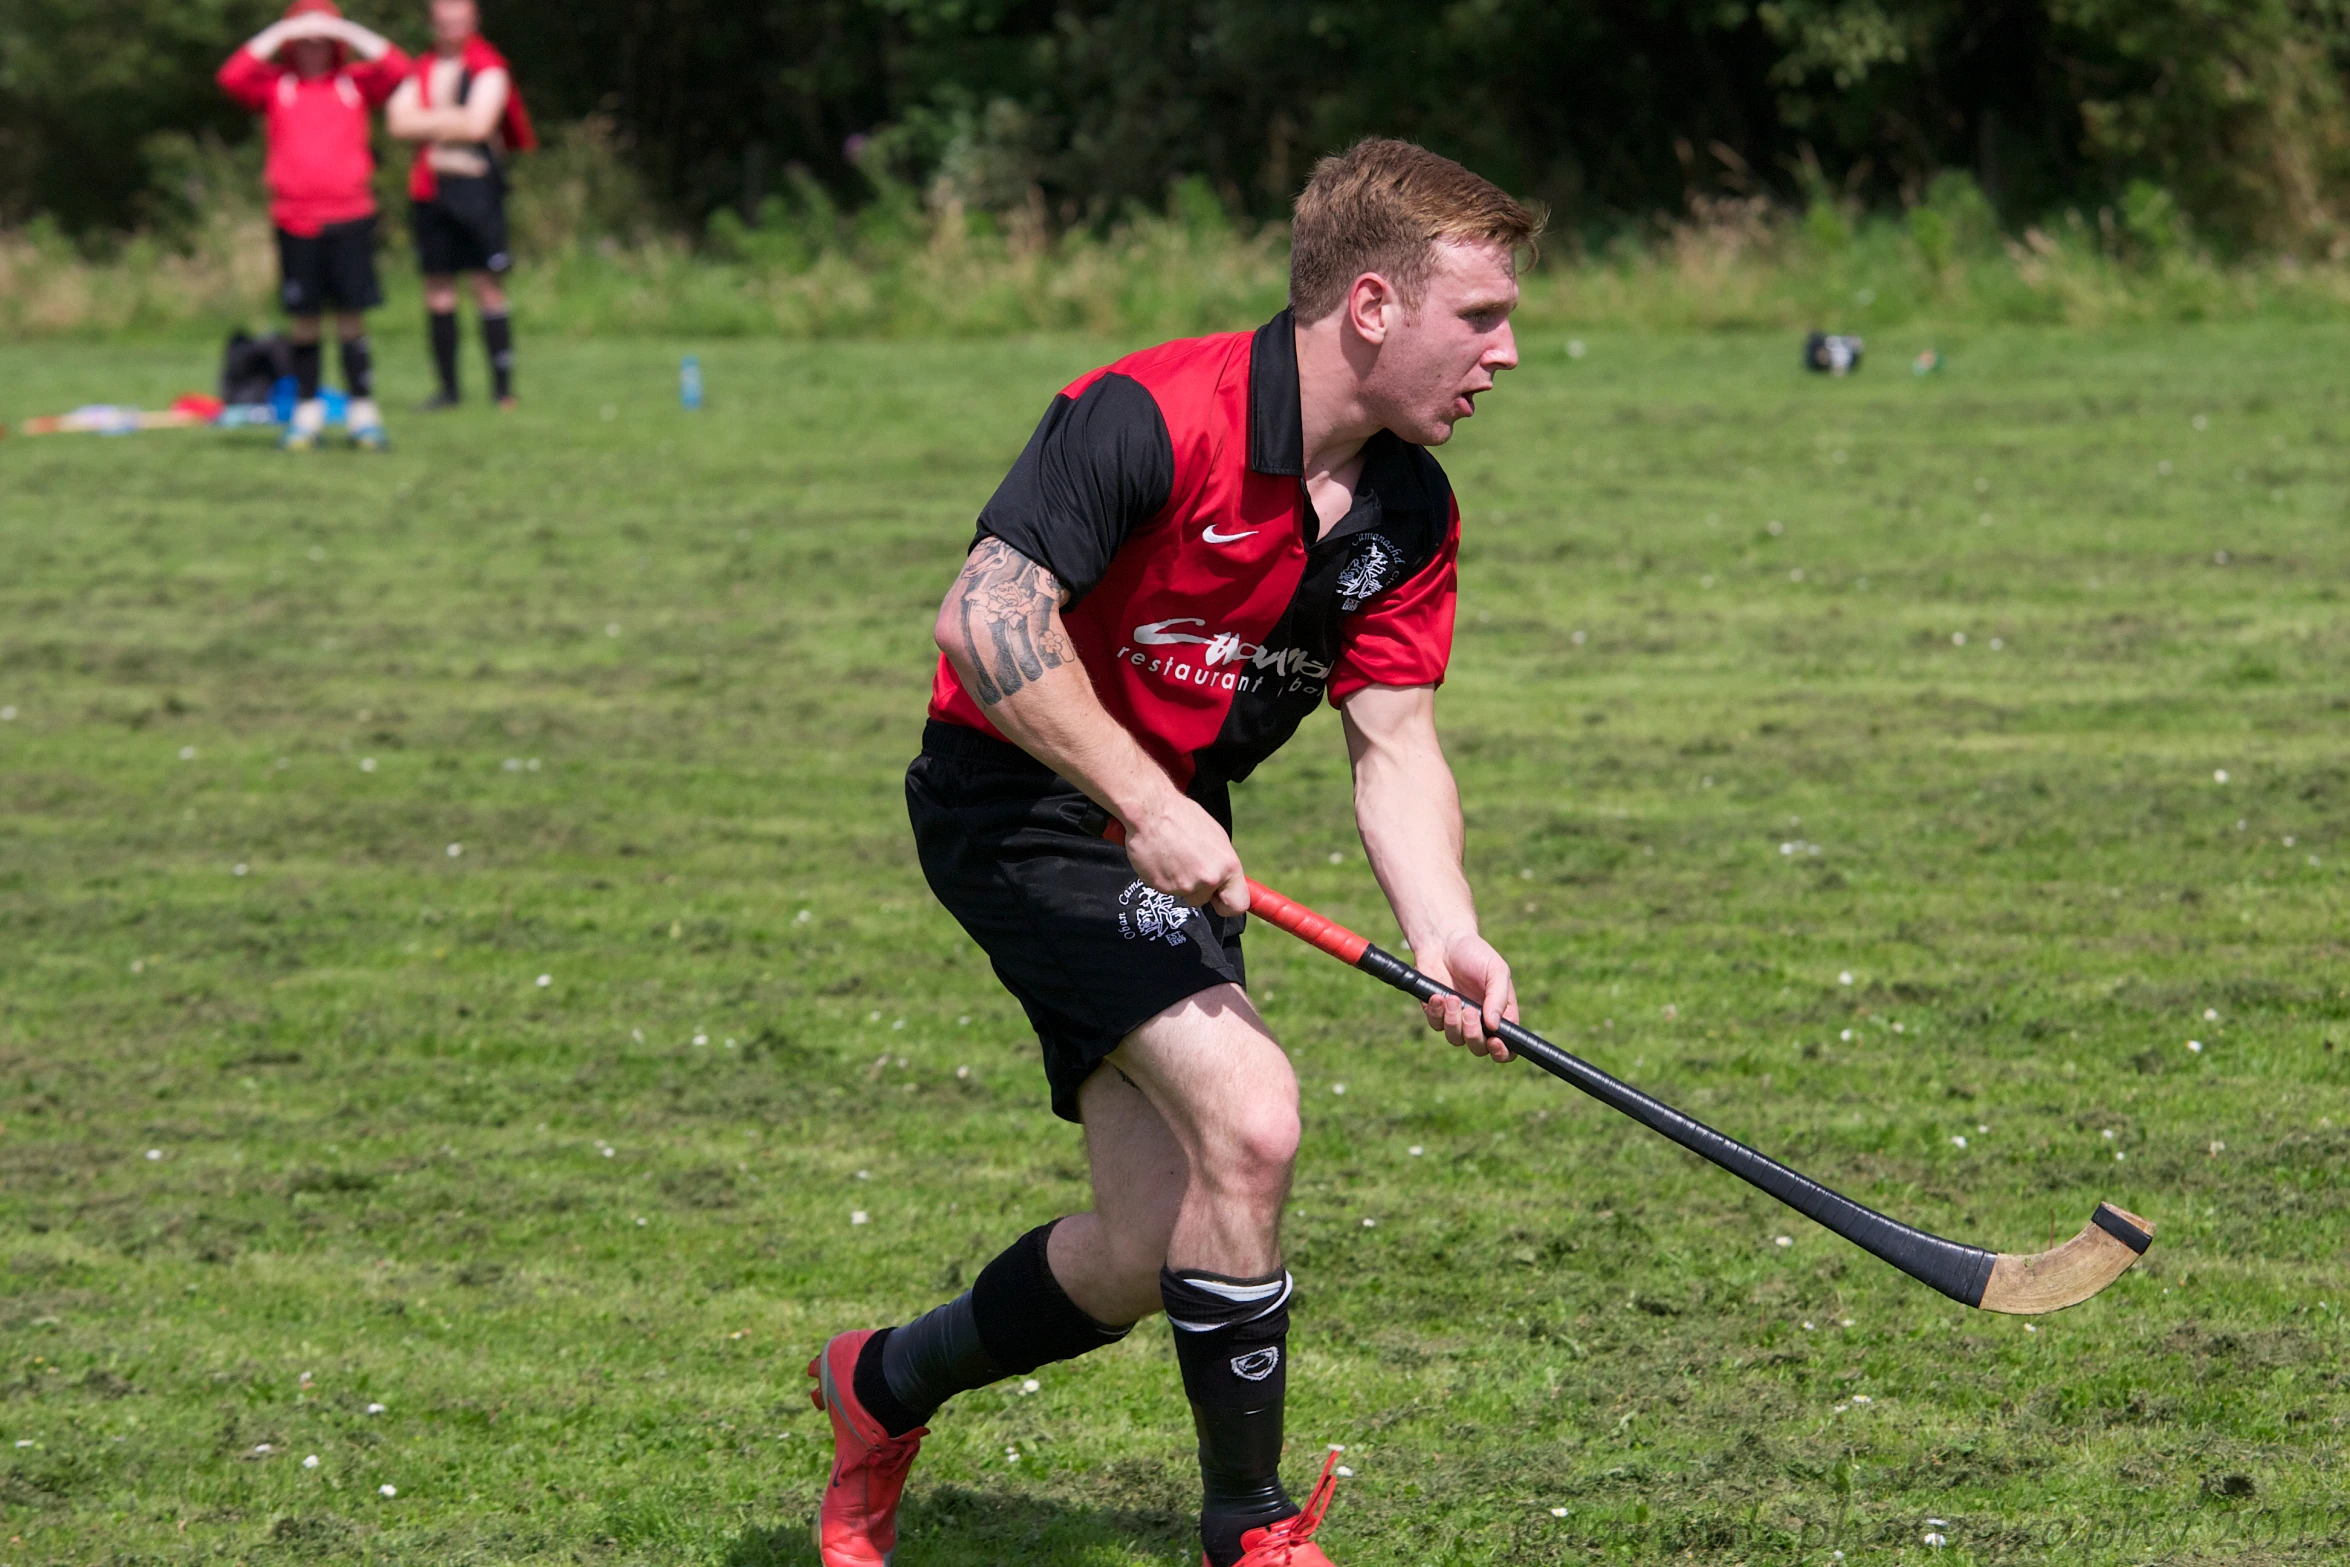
[217,46,410,236]
[930,310,1460,801]
[405,37,539,202]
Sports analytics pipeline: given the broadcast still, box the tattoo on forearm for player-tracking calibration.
[954,538,1077,705]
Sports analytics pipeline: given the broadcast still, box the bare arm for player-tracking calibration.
[933,537,1248,914]
[1343,682,1518,1060]
[241,17,301,57]
[385,76,425,135]
[323,16,393,59]
[389,66,508,143]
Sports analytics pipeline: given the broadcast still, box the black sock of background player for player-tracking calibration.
[850,1220,1131,1438]
[482,311,514,400]
[291,339,323,401]
[339,335,373,399]
[428,310,459,398]
[1163,1266,1297,1567]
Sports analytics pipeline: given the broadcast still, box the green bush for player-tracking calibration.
[15,152,2350,343]
[11,0,2350,257]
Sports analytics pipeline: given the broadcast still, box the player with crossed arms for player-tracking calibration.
[809,139,1539,1567]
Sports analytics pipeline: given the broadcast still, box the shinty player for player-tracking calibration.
[810,139,1540,1567]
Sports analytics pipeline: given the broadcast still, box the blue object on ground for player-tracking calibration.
[681,355,703,411]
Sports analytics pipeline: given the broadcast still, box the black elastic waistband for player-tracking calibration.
[920,719,1054,774]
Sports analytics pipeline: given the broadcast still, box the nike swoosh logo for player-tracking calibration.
[1201,524,1258,544]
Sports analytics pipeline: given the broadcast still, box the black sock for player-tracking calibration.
[428,310,459,398]
[339,335,373,399]
[482,311,514,400]
[1163,1266,1297,1567]
[291,339,323,401]
[850,1328,927,1438]
[851,1219,1132,1439]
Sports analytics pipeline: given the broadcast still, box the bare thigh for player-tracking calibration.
[1047,986,1302,1320]
[1106,985,1300,1273]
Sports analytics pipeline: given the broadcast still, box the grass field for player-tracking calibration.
[0,322,2345,1566]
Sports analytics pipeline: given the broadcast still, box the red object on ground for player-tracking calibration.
[217,19,410,237]
[405,35,539,203]
[171,394,228,422]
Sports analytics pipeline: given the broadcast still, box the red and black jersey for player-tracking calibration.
[929,309,1460,811]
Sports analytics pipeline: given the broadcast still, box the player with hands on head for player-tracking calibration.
[216,0,410,451]
[807,139,1537,1567]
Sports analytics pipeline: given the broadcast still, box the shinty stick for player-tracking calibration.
[1106,825,2152,1313]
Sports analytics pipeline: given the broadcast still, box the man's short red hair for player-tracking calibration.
[1289,139,1542,323]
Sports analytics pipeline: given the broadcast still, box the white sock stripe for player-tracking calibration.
[1234,1277,1294,1323]
[1174,1271,1291,1304]
[1165,1272,1293,1330]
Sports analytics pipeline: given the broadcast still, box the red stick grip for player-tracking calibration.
[1097,820,1371,965]
[1245,878,1371,964]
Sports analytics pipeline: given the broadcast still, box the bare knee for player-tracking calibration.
[423,277,458,312]
[474,276,507,313]
[1203,1102,1300,1208]
[287,315,322,344]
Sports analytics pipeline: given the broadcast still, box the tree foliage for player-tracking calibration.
[7,0,2350,251]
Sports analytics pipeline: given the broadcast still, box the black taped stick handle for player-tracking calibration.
[1351,943,1996,1307]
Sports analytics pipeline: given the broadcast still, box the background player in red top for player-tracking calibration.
[388,0,536,410]
[807,140,1541,1567]
[216,0,409,451]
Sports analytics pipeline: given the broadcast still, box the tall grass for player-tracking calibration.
[13,124,2350,343]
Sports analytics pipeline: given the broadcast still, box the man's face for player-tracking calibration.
[430,0,478,45]
[286,37,337,78]
[1364,240,1520,447]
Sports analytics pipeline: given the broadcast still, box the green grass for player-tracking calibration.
[0,323,2345,1566]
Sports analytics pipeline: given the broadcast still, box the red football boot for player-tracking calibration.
[809,1330,927,1567]
[1211,1449,1346,1567]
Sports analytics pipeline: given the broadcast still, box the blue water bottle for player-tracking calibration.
[680,354,704,411]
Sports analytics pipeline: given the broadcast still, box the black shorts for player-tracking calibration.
[907,720,1246,1124]
[276,218,382,314]
[411,190,512,277]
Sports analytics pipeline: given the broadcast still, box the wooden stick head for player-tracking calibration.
[1977,1202,2153,1315]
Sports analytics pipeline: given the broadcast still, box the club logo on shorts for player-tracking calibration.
[1337,537,1403,610]
[1229,1347,1280,1382]
[1117,880,1196,946]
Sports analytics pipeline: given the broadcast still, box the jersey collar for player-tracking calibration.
[1251,308,1444,545]
[1246,309,1304,477]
